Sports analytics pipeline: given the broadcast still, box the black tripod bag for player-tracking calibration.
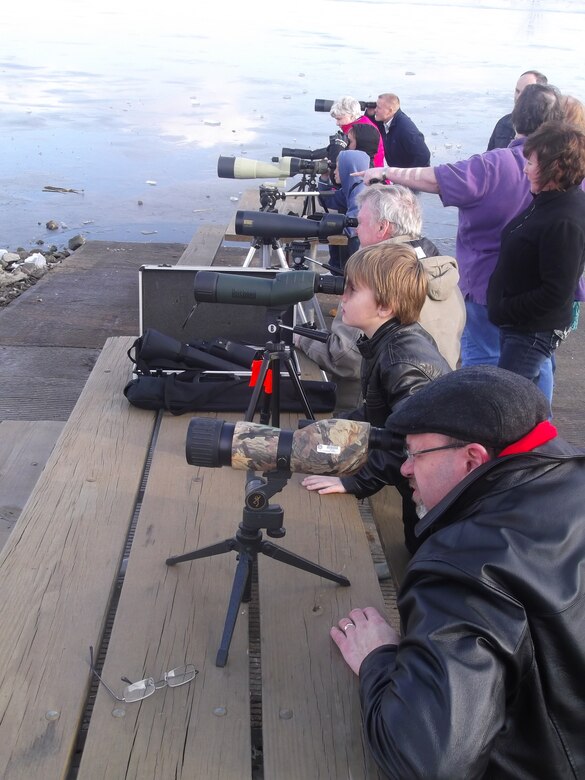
[124,331,336,415]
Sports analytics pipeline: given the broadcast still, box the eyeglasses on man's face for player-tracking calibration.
[89,646,198,703]
[402,443,467,462]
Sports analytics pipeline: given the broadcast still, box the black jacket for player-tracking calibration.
[340,320,450,501]
[359,439,585,779]
[487,112,514,151]
[488,186,585,331]
[374,109,431,168]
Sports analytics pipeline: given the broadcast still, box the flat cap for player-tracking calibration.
[387,366,550,450]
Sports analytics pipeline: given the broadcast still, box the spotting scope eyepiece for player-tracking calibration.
[314,99,377,113]
[186,418,400,475]
[218,155,328,180]
[193,270,344,308]
[235,210,357,241]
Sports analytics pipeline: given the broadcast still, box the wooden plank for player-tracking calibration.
[259,412,387,779]
[0,420,65,550]
[0,337,156,780]
[369,488,411,588]
[78,413,251,779]
[177,224,226,266]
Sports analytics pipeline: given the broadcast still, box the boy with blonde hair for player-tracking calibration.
[302,243,451,553]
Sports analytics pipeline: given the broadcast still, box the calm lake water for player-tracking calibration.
[1,0,583,250]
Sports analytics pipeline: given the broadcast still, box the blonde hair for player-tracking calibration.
[344,244,427,324]
[560,95,585,131]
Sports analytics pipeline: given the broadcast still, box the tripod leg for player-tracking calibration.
[274,244,289,269]
[242,243,258,268]
[260,540,350,586]
[216,550,254,667]
[283,353,315,419]
[260,244,273,269]
[166,538,236,566]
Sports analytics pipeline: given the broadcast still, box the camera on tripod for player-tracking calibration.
[314,98,377,113]
[281,130,349,170]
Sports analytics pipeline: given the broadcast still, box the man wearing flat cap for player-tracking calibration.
[332,366,585,779]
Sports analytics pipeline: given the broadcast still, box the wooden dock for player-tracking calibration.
[1,188,584,778]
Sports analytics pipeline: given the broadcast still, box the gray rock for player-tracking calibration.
[68,235,86,251]
[0,269,28,288]
[46,220,59,230]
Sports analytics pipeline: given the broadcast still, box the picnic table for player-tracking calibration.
[0,330,387,779]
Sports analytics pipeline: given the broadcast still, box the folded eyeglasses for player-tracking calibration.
[89,646,198,703]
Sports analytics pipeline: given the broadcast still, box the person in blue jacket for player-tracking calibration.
[321,149,370,272]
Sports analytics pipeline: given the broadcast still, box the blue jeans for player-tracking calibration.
[463,301,554,400]
[461,300,500,367]
[498,327,560,403]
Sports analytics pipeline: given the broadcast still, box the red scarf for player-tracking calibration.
[498,420,557,457]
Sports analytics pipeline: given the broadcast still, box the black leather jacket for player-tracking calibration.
[340,319,450,498]
[359,438,585,779]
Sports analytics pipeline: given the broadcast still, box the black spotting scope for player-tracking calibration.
[193,269,344,308]
[235,210,357,241]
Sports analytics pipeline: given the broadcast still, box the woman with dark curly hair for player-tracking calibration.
[487,121,585,401]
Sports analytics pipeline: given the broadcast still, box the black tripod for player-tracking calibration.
[166,317,349,667]
[285,171,328,217]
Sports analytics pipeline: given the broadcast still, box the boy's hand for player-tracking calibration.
[301,475,346,494]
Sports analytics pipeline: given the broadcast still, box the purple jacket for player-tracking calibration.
[434,139,531,306]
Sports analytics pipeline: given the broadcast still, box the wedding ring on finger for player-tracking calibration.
[343,622,356,632]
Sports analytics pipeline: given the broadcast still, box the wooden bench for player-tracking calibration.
[0,420,65,550]
[0,335,388,778]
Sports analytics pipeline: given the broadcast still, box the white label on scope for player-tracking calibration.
[316,444,342,455]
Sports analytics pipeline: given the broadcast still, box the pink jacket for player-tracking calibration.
[341,115,385,167]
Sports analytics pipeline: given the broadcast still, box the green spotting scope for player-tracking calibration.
[193,269,344,308]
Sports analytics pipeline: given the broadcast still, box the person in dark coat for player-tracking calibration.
[486,69,548,150]
[372,93,430,168]
[331,365,585,780]
[488,120,585,401]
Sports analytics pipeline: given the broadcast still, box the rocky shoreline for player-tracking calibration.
[0,235,85,309]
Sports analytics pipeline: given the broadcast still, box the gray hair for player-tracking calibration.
[330,96,362,122]
[356,184,422,237]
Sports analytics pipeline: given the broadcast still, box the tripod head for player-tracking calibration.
[258,184,286,212]
[243,471,291,538]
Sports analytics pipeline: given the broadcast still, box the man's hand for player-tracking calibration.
[331,607,400,675]
[350,166,387,184]
[301,475,346,494]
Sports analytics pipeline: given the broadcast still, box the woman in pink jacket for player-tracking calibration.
[330,96,385,167]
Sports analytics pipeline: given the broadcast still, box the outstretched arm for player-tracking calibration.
[352,166,440,193]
